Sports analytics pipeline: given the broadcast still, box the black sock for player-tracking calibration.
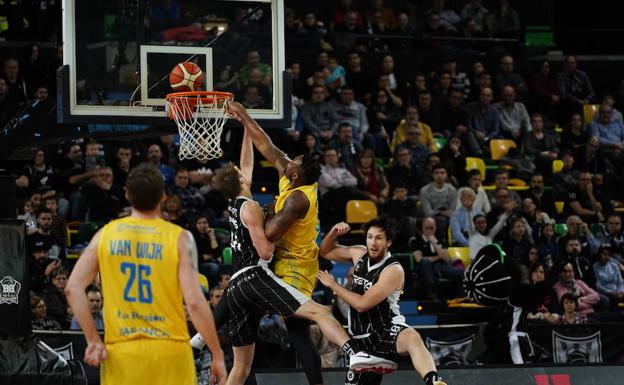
[342,340,355,358]
[424,371,443,385]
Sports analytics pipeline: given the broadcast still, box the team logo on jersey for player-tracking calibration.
[553,330,602,364]
[352,275,372,290]
[0,276,21,304]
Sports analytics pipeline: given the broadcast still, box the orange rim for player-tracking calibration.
[166,91,234,120]
[166,91,234,103]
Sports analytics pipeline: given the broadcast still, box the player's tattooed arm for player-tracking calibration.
[185,230,199,270]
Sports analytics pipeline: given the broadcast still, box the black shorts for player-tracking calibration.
[346,324,409,385]
[225,266,309,347]
[351,323,408,359]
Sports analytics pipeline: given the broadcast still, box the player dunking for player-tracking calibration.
[212,117,393,385]
[66,163,227,385]
[226,101,387,383]
[318,219,448,385]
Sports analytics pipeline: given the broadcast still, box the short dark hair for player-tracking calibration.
[43,195,57,204]
[174,165,189,175]
[338,122,352,131]
[468,169,481,178]
[50,267,68,279]
[86,284,101,295]
[566,236,581,245]
[36,207,52,218]
[560,292,578,309]
[300,154,322,185]
[530,172,544,180]
[126,163,165,211]
[363,217,396,242]
[473,213,486,224]
[213,163,242,200]
[432,163,446,173]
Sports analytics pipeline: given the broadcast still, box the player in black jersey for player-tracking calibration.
[318,218,448,385]
[207,128,393,385]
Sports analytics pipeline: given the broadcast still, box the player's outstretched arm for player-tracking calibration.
[240,123,253,188]
[178,231,227,385]
[226,101,289,177]
[318,264,404,313]
[65,230,106,366]
[319,222,366,264]
[241,200,275,260]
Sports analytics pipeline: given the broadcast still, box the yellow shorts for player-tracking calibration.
[273,256,318,298]
[101,339,196,385]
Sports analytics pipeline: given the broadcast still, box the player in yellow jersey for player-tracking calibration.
[66,163,227,385]
[225,101,386,385]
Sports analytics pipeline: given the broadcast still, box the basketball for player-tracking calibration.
[169,62,204,92]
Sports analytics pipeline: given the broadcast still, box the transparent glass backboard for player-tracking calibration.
[60,0,287,127]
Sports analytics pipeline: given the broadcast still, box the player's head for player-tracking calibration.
[363,217,395,259]
[126,163,165,212]
[213,163,249,199]
[285,154,321,187]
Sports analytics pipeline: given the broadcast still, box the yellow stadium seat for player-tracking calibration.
[465,157,486,180]
[448,247,471,267]
[583,104,600,124]
[489,139,517,161]
[552,159,564,174]
[508,178,526,187]
[346,200,378,225]
[198,273,209,292]
[555,201,564,214]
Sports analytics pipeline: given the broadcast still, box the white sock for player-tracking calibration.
[189,333,206,349]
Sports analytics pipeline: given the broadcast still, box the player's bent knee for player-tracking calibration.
[398,327,424,352]
[295,300,329,320]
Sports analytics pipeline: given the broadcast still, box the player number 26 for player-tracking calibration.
[120,262,153,304]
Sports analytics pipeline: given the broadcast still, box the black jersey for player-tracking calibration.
[227,196,264,273]
[349,253,406,336]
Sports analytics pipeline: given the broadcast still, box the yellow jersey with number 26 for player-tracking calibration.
[97,216,188,344]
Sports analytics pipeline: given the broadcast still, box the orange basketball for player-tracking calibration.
[169,62,204,92]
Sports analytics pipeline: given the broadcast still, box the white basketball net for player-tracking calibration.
[166,92,233,160]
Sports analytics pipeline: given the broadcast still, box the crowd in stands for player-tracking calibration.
[2,1,624,369]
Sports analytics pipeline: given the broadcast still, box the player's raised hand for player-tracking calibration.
[209,356,228,385]
[225,101,247,122]
[331,222,351,236]
[84,341,107,366]
[317,270,337,289]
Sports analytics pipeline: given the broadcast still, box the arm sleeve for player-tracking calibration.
[420,187,436,217]
[450,211,469,246]
[342,169,358,187]
[359,105,369,134]
[301,107,321,135]
[593,264,608,294]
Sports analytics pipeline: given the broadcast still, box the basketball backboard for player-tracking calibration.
[59,0,288,129]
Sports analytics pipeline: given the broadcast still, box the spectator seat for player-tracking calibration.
[346,200,378,234]
[198,273,209,292]
[465,157,486,180]
[222,247,232,265]
[490,139,517,161]
[583,104,600,124]
[552,159,564,174]
[448,247,471,268]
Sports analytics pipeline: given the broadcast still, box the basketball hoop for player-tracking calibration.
[166,91,234,160]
